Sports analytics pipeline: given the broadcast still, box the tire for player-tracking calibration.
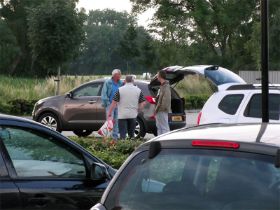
[135,118,146,139]
[73,130,93,137]
[38,112,61,132]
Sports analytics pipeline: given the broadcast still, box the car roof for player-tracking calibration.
[0,114,34,123]
[151,123,280,148]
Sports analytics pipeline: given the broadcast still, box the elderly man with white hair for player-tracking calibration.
[101,69,123,140]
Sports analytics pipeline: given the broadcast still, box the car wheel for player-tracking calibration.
[135,118,146,139]
[73,130,93,137]
[38,113,61,132]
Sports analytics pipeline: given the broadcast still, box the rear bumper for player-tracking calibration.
[145,114,186,134]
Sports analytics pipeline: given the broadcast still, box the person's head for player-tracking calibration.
[157,70,167,84]
[112,69,121,82]
[125,75,134,84]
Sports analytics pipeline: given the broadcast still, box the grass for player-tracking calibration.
[0,74,213,115]
[0,75,106,101]
[175,75,214,96]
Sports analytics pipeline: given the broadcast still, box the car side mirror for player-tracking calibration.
[90,163,110,181]
[66,92,73,99]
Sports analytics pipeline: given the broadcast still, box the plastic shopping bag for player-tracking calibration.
[98,119,114,137]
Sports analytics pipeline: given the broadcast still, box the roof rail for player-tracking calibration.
[227,84,280,91]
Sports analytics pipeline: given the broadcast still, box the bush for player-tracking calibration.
[0,99,38,115]
[70,137,143,168]
[185,94,210,109]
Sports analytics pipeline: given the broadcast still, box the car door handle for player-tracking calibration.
[88,100,97,104]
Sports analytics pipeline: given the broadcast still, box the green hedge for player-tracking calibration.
[0,99,38,115]
[184,94,210,109]
[70,137,143,169]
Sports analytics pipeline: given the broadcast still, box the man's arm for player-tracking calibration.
[101,80,110,107]
[138,91,146,110]
[108,90,120,118]
[155,87,165,113]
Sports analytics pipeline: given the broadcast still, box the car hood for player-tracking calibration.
[150,65,246,88]
[36,95,66,104]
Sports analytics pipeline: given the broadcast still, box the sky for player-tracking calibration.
[76,0,154,27]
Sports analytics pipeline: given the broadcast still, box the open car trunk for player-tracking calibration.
[149,86,185,114]
[150,65,246,91]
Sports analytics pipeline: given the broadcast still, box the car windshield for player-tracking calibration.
[105,149,280,210]
[205,68,245,86]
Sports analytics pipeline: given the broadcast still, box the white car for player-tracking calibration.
[198,84,280,125]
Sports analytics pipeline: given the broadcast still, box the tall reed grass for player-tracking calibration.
[0,74,213,103]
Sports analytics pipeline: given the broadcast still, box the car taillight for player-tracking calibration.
[197,112,202,125]
[145,96,156,105]
[192,140,240,149]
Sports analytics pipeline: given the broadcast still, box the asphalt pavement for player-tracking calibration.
[61,110,199,139]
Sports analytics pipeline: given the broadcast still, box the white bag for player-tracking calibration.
[98,119,114,137]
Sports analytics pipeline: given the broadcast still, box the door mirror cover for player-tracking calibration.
[91,163,109,181]
[66,92,73,98]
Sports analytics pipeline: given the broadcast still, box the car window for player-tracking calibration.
[73,83,102,97]
[205,69,245,86]
[218,94,244,115]
[105,149,280,210]
[0,126,86,178]
[244,94,280,120]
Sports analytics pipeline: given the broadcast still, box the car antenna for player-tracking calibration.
[149,141,161,159]
[275,149,280,168]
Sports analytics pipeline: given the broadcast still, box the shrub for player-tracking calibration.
[70,137,143,168]
[184,94,210,109]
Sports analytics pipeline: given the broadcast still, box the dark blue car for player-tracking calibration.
[0,114,115,210]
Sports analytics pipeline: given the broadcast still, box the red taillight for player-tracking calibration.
[192,140,240,149]
[145,96,156,105]
[197,112,202,125]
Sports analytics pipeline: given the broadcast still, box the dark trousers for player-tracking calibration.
[118,118,136,139]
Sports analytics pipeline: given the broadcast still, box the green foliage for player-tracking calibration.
[69,10,157,75]
[0,19,20,73]
[0,0,49,75]
[27,0,85,74]
[70,137,143,168]
[184,94,210,110]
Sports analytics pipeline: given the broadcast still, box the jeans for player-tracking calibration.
[118,118,136,139]
[106,106,119,140]
[156,112,170,135]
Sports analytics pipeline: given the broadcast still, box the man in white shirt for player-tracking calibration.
[108,75,146,139]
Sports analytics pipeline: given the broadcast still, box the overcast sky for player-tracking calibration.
[76,0,154,27]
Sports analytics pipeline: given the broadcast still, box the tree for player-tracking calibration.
[27,0,85,75]
[119,24,140,73]
[131,0,259,70]
[0,19,20,73]
[0,0,48,75]
[68,10,155,75]
[70,9,132,74]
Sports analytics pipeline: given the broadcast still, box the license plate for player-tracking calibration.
[172,116,183,122]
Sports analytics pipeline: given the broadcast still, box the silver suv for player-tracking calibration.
[92,123,280,210]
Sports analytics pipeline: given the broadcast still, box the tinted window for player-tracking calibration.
[205,68,245,86]
[218,94,244,115]
[105,149,280,210]
[245,94,280,120]
[1,126,86,178]
[73,83,102,97]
